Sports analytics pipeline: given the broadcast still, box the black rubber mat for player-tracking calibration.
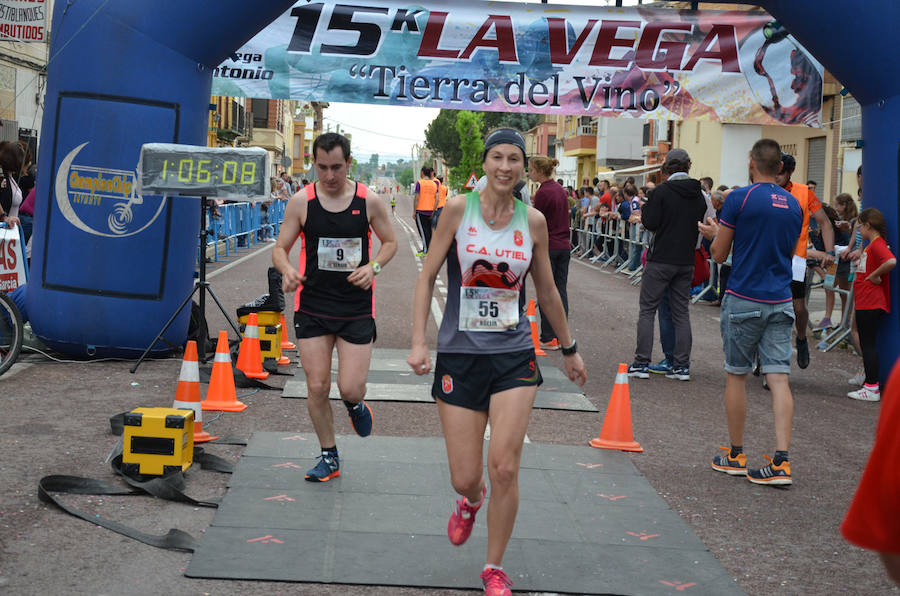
[186,433,742,595]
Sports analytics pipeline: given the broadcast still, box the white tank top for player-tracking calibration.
[438,192,534,354]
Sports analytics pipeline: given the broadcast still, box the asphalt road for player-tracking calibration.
[0,193,896,595]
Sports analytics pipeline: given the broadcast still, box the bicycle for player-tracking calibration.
[0,222,25,376]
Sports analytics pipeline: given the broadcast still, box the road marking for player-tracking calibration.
[207,243,274,279]
[397,215,442,328]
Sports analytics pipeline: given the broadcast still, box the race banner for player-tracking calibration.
[0,0,47,42]
[0,225,26,291]
[213,1,824,126]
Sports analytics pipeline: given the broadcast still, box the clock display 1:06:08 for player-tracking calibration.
[161,159,257,184]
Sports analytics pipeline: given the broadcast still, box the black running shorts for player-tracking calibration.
[432,349,543,411]
[294,311,376,345]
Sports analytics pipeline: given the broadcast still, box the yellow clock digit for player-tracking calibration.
[197,159,211,183]
[178,159,193,182]
[240,161,256,184]
[222,160,237,184]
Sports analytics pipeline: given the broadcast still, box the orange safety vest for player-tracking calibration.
[437,183,448,209]
[416,178,438,212]
[785,182,819,258]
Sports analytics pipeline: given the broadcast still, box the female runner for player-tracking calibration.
[408,128,587,596]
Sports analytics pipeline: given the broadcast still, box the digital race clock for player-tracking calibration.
[139,143,270,200]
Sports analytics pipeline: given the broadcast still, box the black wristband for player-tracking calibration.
[561,340,577,356]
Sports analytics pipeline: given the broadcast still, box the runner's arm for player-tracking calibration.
[272,194,306,293]
[408,194,466,375]
[528,208,586,386]
[347,191,398,290]
[812,207,835,265]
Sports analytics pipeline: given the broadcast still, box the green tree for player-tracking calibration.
[424,109,462,167]
[397,167,414,189]
[483,112,542,134]
[368,153,379,167]
[451,111,484,189]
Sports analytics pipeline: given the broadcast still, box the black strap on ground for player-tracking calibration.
[37,475,199,552]
[37,445,235,552]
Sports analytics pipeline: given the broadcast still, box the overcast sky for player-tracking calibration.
[323,0,643,164]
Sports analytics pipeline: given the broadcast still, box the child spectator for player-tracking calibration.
[813,198,854,330]
[847,208,896,401]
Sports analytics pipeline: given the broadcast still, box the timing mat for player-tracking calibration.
[185,433,741,595]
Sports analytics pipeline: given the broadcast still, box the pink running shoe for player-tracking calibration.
[447,486,485,546]
[480,567,513,596]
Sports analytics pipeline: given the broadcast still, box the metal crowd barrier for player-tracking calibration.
[569,215,648,280]
[201,199,287,264]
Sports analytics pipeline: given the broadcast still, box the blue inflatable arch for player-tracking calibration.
[27,0,900,377]
[751,0,900,379]
[27,1,294,357]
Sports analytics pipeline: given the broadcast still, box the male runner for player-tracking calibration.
[273,132,397,482]
[776,153,834,368]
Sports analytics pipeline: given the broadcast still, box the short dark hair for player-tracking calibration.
[592,177,600,186]
[779,152,796,173]
[623,185,636,198]
[806,179,816,186]
[750,139,782,176]
[313,132,351,161]
[421,166,434,177]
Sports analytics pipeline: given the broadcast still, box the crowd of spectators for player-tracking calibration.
[562,150,891,406]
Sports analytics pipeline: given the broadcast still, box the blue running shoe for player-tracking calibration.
[648,359,673,375]
[348,401,374,437]
[711,446,747,476]
[305,453,340,482]
[747,455,792,486]
[627,362,649,379]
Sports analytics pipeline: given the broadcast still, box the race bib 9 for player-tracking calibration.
[458,287,519,332]
[318,237,362,271]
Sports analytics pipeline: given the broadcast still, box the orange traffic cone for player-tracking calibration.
[526,299,547,356]
[236,312,269,380]
[203,331,248,412]
[173,340,218,443]
[589,363,643,452]
[280,314,296,351]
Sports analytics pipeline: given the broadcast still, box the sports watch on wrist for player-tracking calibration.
[561,340,577,356]
[371,261,382,275]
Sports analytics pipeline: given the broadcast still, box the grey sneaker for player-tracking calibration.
[666,366,690,381]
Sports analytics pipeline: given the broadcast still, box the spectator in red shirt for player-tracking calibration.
[842,358,900,584]
[847,208,896,402]
[529,156,570,350]
[596,179,613,210]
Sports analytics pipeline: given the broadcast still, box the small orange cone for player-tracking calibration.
[203,330,248,412]
[280,314,296,351]
[526,299,547,356]
[173,340,218,443]
[236,312,269,380]
[589,363,643,452]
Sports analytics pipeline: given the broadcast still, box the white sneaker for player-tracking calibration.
[848,386,881,402]
[848,372,865,386]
